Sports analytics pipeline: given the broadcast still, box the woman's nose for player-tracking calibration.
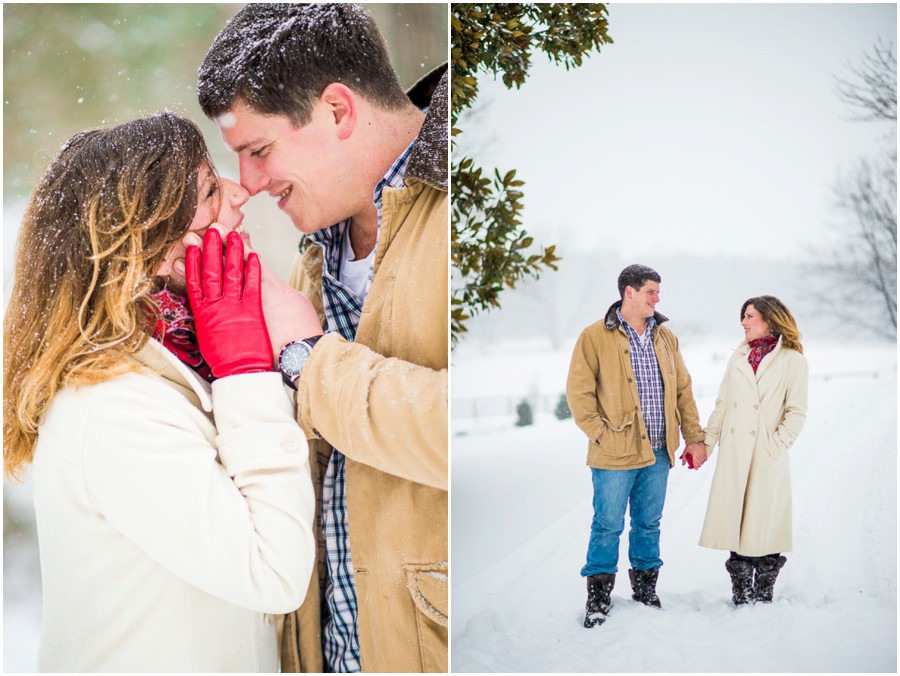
[221,177,250,208]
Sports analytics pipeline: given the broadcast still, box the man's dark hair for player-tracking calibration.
[198,3,410,126]
[617,264,661,299]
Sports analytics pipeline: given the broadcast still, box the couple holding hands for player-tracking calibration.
[567,264,809,627]
[4,4,447,673]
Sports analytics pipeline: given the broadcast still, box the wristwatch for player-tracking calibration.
[278,335,323,389]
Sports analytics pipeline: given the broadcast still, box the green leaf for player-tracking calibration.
[451,2,609,345]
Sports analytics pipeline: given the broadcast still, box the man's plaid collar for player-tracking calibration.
[616,307,656,339]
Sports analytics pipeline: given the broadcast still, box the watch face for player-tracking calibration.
[279,341,311,379]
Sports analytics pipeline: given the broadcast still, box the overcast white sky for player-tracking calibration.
[460,2,897,261]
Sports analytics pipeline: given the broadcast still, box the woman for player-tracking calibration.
[699,296,809,606]
[3,113,316,671]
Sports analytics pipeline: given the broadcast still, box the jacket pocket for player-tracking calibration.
[593,412,637,460]
[599,412,635,434]
[403,562,448,673]
[764,427,787,460]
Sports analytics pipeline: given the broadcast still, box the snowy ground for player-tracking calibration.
[451,339,897,672]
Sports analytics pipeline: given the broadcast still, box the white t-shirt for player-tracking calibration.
[637,325,652,348]
[339,225,375,303]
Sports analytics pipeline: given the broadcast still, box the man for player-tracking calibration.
[566,264,705,628]
[195,5,447,672]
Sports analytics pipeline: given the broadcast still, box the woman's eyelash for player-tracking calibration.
[206,182,219,198]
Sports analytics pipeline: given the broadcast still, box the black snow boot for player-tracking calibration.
[628,568,662,608]
[724,556,754,605]
[753,554,786,603]
[584,573,615,628]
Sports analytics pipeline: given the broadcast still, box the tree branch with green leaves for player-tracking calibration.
[451,3,613,344]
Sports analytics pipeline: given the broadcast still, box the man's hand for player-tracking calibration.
[258,258,323,358]
[681,442,708,470]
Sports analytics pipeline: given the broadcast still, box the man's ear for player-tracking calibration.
[320,83,356,140]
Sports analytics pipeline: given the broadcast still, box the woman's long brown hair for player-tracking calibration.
[4,112,215,481]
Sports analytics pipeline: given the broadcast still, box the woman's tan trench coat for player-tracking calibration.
[699,337,809,556]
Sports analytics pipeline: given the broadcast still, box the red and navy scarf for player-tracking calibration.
[150,288,215,383]
[747,334,778,373]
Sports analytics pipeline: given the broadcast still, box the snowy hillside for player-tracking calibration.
[451,340,897,672]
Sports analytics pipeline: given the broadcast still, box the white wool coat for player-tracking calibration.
[699,337,808,556]
[31,339,315,672]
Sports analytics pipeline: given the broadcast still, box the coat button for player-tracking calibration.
[641,434,646,439]
[283,436,300,452]
[627,377,633,383]
[750,430,756,436]
[730,428,735,433]
[754,404,759,410]
[734,402,738,408]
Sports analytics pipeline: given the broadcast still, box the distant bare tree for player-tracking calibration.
[816,40,897,336]
[824,148,897,332]
[835,38,896,122]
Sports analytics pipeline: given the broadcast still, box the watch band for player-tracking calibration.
[278,335,323,389]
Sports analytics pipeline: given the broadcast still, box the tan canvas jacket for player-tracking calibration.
[566,301,705,470]
[280,65,448,673]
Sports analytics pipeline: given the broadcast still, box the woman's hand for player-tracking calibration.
[183,225,323,365]
[184,229,274,377]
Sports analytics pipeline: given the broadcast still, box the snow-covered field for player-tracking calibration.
[451,339,897,672]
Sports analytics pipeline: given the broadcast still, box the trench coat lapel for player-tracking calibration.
[754,335,783,383]
[733,342,758,389]
[133,340,213,413]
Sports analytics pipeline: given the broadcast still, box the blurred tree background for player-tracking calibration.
[2,4,446,671]
[3,4,242,196]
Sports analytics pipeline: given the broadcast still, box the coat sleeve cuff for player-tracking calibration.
[211,372,307,472]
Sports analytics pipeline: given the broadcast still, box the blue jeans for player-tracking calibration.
[582,447,670,576]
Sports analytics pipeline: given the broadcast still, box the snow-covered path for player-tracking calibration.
[451,342,897,672]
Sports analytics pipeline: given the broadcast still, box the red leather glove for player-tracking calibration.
[185,229,273,377]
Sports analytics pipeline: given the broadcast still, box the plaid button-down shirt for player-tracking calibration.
[307,140,415,673]
[617,308,666,449]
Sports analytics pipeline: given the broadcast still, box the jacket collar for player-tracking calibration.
[604,300,669,331]
[404,63,448,193]
[734,333,783,355]
[133,339,213,413]
[734,334,784,382]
